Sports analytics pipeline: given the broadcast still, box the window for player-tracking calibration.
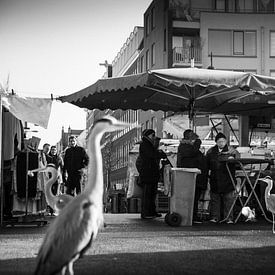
[270,31,275,57]
[145,14,150,36]
[270,71,275,77]
[140,55,144,73]
[164,29,166,52]
[233,31,244,55]
[209,29,256,56]
[215,0,225,11]
[258,0,274,12]
[145,50,150,70]
[244,31,256,56]
[209,30,231,55]
[151,43,156,66]
[151,7,155,30]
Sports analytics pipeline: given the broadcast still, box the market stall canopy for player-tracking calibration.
[60,68,275,117]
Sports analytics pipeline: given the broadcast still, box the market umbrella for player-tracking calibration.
[60,68,275,118]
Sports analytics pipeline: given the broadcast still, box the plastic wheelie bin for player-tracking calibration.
[165,167,200,226]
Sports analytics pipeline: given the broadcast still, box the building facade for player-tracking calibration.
[89,0,275,213]
[140,0,275,75]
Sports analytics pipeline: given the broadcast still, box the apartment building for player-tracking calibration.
[90,0,275,213]
[141,0,275,74]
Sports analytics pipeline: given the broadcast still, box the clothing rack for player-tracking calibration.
[0,99,47,227]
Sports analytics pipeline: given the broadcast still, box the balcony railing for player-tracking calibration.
[172,47,202,66]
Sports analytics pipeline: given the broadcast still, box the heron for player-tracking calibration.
[28,164,72,214]
[258,176,275,234]
[34,116,134,275]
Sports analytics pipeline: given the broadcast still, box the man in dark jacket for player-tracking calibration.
[139,129,161,219]
[206,132,239,224]
[63,136,89,196]
[177,129,208,223]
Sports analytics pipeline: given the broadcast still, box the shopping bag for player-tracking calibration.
[163,165,172,196]
[126,174,143,199]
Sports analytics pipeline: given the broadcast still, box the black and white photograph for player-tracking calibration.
[1,0,275,274]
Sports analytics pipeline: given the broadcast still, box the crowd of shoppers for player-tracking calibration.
[136,126,241,225]
[39,136,88,215]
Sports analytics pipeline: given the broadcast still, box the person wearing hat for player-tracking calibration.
[138,129,162,219]
[206,132,239,224]
[177,129,208,224]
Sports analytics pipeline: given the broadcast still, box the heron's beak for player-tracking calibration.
[112,121,139,131]
[259,176,272,184]
[28,166,47,175]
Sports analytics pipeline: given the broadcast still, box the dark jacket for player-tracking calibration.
[177,139,200,168]
[138,136,160,184]
[49,153,64,170]
[177,139,207,190]
[206,144,236,194]
[63,146,89,174]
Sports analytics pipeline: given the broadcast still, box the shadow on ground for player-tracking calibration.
[1,246,275,275]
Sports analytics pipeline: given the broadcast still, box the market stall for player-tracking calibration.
[0,91,52,226]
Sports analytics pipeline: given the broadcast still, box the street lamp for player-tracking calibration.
[99,60,112,78]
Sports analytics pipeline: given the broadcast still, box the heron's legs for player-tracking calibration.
[273,214,275,234]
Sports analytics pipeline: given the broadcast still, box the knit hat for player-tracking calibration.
[215,132,227,142]
[183,129,193,139]
[183,129,198,140]
[142,129,155,137]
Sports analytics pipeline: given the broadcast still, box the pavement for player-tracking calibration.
[1,213,275,275]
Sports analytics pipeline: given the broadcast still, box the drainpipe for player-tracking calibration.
[261,26,265,75]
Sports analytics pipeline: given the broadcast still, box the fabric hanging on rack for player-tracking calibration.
[3,160,13,217]
[3,110,24,160]
[2,94,52,128]
[16,151,39,199]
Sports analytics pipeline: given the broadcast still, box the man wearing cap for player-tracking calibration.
[138,129,161,219]
[206,132,239,224]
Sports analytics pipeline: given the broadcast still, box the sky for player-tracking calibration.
[0,0,152,147]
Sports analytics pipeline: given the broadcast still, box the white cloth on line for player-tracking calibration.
[2,94,52,129]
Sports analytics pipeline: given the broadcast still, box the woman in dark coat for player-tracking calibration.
[206,132,239,223]
[177,130,208,223]
[138,129,161,219]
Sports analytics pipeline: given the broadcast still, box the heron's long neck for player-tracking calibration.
[265,181,273,197]
[44,169,58,208]
[85,132,104,204]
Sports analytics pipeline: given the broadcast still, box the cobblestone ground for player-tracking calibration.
[1,214,275,275]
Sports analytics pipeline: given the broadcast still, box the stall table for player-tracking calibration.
[223,158,273,224]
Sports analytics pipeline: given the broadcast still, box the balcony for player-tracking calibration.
[172,47,202,67]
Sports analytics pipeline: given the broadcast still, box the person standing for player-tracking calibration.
[177,129,208,223]
[40,143,52,166]
[138,129,161,219]
[63,136,89,196]
[49,145,64,194]
[206,132,239,224]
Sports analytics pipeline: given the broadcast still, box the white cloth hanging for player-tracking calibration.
[2,94,52,129]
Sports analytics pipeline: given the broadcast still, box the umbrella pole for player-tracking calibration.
[189,117,194,131]
[0,94,3,227]
[188,97,195,131]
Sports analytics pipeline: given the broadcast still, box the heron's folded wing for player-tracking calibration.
[35,198,100,274]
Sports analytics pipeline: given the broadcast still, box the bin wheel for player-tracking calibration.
[166,212,182,227]
[165,213,170,224]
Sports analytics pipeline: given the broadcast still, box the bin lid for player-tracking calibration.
[171,168,201,174]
